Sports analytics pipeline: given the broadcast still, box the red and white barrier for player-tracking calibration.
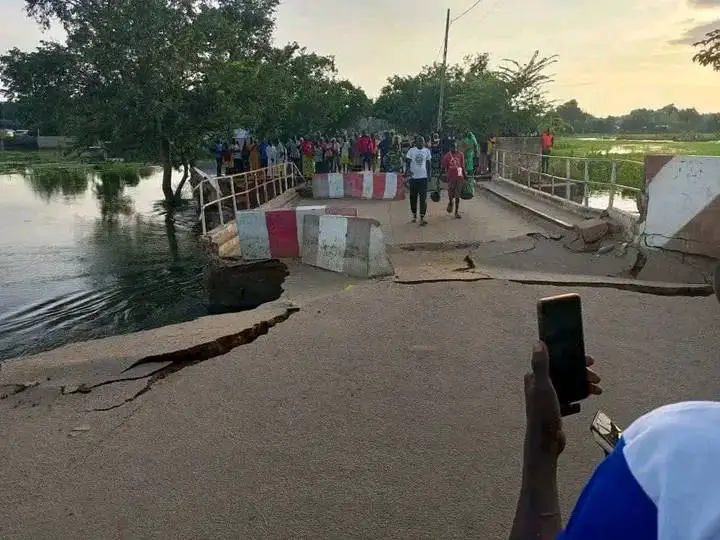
[235,206,358,260]
[301,215,394,278]
[312,172,405,200]
[642,155,720,259]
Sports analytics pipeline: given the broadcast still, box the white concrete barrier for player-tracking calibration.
[301,215,394,278]
[236,206,358,260]
[312,172,405,200]
[641,155,720,259]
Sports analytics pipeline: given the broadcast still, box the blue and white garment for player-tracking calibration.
[559,401,720,540]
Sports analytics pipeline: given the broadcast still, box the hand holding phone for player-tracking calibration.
[537,293,589,416]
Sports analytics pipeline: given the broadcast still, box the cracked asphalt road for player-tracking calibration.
[1,279,718,539]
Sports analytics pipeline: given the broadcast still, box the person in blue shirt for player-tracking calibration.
[510,343,720,540]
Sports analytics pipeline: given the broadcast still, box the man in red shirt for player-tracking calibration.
[358,132,374,172]
[541,128,554,174]
[441,142,466,218]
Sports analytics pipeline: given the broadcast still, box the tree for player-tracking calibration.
[0,43,77,135]
[554,100,589,133]
[447,74,512,136]
[495,51,557,135]
[3,0,369,203]
[693,28,720,71]
[373,65,445,134]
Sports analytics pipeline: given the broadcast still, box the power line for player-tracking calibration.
[450,0,483,23]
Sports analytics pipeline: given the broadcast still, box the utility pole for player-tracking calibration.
[436,8,451,133]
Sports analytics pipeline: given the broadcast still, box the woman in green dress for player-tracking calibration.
[461,131,478,196]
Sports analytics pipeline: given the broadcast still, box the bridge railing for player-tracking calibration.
[193,161,304,235]
[495,150,644,214]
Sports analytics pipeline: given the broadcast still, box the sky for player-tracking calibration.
[1,0,718,116]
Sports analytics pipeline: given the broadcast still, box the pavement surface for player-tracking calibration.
[298,189,563,248]
[2,180,717,539]
[301,189,713,287]
[1,280,718,539]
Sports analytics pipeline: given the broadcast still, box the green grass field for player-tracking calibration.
[555,136,720,161]
[544,136,720,190]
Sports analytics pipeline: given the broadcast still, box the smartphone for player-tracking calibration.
[591,410,623,454]
[537,293,589,407]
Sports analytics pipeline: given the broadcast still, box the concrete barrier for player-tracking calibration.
[641,155,720,259]
[236,206,358,260]
[312,172,405,200]
[301,215,394,278]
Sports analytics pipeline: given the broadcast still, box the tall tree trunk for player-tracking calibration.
[173,161,189,200]
[161,136,174,202]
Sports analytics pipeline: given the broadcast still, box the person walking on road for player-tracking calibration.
[406,136,432,226]
[462,131,479,181]
[541,128,554,174]
[441,142,466,219]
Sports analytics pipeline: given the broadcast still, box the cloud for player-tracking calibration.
[668,19,720,44]
[687,0,720,7]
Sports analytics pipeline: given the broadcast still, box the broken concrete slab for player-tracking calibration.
[394,263,713,297]
[0,302,299,411]
[575,218,609,244]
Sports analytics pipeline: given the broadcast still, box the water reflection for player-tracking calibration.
[24,166,89,201]
[93,165,141,220]
[0,164,210,361]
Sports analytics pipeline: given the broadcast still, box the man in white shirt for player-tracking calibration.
[405,136,432,226]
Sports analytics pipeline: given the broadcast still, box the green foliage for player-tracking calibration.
[447,74,512,135]
[373,64,444,135]
[551,100,720,136]
[537,152,644,190]
[1,0,371,202]
[693,28,720,71]
[0,43,75,135]
[373,51,556,136]
[551,137,720,190]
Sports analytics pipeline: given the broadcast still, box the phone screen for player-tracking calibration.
[537,294,588,404]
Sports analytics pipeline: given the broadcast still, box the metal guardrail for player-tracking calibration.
[495,150,643,213]
[193,161,304,235]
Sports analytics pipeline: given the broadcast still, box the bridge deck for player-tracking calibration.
[297,188,563,248]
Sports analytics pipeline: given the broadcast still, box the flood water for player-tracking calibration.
[0,165,212,361]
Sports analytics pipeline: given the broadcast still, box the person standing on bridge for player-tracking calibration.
[487,135,496,175]
[406,136,432,226]
[300,137,315,179]
[441,142,466,219]
[541,128,554,174]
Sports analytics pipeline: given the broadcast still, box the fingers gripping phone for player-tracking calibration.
[591,410,623,455]
[537,293,589,416]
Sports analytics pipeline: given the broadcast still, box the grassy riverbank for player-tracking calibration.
[0,148,156,178]
[546,136,720,190]
[555,136,720,160]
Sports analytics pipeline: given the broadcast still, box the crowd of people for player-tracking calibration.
[213,130,498,225]
[213,131,497,181]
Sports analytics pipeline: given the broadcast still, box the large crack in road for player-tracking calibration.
[61,305,300,411]
[390,233,715,297]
